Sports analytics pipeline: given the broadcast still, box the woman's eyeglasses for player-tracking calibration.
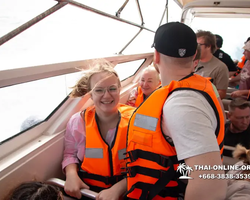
[92,85,119,96]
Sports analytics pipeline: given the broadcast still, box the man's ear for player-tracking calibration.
[154,50,160,64]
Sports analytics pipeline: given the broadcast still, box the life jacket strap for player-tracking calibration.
[124,149,178,167]
[125,157,181,200]
[124,165,176,180]
[89,185,106,193]
[126,182,179,200]
[78,170,124,185]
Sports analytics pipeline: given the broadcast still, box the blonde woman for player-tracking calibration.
[126,65,160,107]
[62,60,135,200]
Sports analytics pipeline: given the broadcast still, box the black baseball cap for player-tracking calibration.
[152,22,197,58]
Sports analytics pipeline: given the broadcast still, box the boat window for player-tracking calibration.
[78,0,141,25]
[114,59,145,81]
[0,71,83,144]
[0,4,140,71]
[121,1,182,55]
[191,18,250,61]
[0,0,56,38]
[135,0,166,31]
[122,30,154,55]
[168,0,182,23]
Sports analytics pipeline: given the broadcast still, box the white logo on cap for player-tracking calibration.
[179,49,186,57]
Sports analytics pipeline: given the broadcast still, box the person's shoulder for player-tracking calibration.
[221,50,230,58]
[165,90,210,109]
[213,49,220,57]
[68,111,82,125]
[212,56,228,70]
[244,60,250,67]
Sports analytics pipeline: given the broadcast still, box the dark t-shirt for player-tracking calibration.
[214,49,237,72]
[223,121,250,157]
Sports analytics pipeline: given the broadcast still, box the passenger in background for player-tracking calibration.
[225,144,250,200]
[126,65,160,107]
[224,98,250,157]
[125,22,226,200]
[229,37,250,87]
[213,34,237,76]
[193,44,201,71]
[195,30,229,99]
[236,37,250,70]
[194,45,226,122]
[230,41,250,99]
[62,60,135,200]
[5,181,63,200]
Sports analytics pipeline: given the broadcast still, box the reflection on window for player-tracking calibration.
[0,71,83,144]
[114,59,145,81]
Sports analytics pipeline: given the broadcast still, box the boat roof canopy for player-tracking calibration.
[174,0,250,24]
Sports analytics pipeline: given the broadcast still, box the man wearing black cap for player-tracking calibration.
[213,34,237,76]
[125,22,226,200]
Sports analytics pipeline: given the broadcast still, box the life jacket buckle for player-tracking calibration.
[159,169,168,178]
[159,154,169,167]
[126,167,136,178]
[124,150,138,163]
[104,176,110,185]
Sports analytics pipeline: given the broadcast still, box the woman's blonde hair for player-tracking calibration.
[70,59,121,98]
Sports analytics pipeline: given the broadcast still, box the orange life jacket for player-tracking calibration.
[238,55,246,69]
[135,83,162,107]
[125,74,225,200]
[135,86,144,107]
[79,104,135,192]
[232,55,246,78]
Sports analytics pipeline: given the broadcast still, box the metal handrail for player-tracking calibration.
[46,178,97,199]
[66,0,154,33]
[116,0,130,17]
[118,28,143,55]
[0,53,153,88]
[159,1,168,27]
[135,0,144,26]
